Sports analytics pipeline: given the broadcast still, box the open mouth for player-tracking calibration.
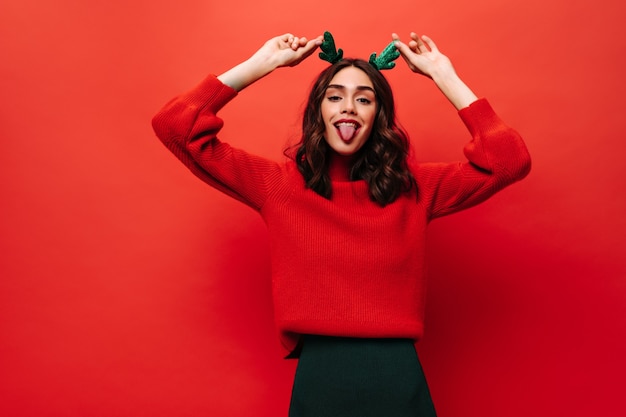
[334,121,361,142]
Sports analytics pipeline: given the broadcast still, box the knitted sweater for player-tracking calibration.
[152,75,531,356]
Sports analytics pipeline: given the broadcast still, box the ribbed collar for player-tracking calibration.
[328,152,355,182]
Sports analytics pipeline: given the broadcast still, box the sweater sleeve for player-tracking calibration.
[151,75,283,211]
[416,98,531,220]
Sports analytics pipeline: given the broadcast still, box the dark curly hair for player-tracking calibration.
[288,58,416,206]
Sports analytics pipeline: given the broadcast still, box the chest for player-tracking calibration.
[262,183,429,270]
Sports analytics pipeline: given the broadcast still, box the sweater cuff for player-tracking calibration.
[187,74,238,114]
[457,98,504,138]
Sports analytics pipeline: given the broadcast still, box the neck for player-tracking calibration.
[328,152,354,182]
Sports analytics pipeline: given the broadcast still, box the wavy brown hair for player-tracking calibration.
[287,58,416,206]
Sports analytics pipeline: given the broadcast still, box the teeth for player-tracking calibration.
[335,122,358,128]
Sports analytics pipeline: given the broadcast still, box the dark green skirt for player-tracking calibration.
[289,335,437,417]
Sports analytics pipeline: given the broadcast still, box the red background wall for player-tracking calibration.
[1,1,625,416]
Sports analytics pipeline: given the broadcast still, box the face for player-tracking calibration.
[320,66,377,156]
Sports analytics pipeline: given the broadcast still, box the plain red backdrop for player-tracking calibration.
[1,0,625,416]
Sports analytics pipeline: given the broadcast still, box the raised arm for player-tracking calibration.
[152,33,320,210]
[218,33,323,92]
[392,32,477,110]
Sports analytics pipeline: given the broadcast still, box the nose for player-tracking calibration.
[341,99,356,115]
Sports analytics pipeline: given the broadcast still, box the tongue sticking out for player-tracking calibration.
[338,124,357,141]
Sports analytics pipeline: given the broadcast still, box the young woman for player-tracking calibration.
[152,32,531,416]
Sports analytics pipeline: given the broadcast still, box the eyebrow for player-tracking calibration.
[326,84,376,94]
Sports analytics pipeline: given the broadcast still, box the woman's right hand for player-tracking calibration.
[218,33,323,92]
[256,33,324,68]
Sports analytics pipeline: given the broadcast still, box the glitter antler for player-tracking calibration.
[318,31,399,71]
[369,41,400,70]
[318,31,343,64]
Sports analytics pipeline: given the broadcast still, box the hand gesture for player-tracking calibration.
[255,33,324,69]
[218,33,322,91]
[391,32,477,109]
[392,33,456,79]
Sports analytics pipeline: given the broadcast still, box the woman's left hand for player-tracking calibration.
[392,33,456,79]
[392,32,478,110]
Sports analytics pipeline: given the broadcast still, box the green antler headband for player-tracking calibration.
[369,41,401,70]
[318,31,400,70]
[318,31,343,64]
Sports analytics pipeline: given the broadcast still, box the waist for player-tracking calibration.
[300,334,416,360]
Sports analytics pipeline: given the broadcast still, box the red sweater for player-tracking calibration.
[152,75,531,356]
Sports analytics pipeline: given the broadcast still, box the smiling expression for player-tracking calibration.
[321,66,377,156]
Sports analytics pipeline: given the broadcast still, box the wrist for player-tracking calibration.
[430,66,460,88]
[431,70,478,110]
[246,50,281,75]
[218,55,276,92]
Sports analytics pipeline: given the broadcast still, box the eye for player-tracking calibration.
[357,97,373,104]
[327,95,342,102]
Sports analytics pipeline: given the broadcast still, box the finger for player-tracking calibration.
[421,35,439,53]
[391,39,409,54]
[393,40,417,64]
[294,37,324,61]
[291,37,301,50]
[299,38,317,53]
[294,36,307,47]
[414,35,428,53]
[400,32,420,51]
[391,33,412,52]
